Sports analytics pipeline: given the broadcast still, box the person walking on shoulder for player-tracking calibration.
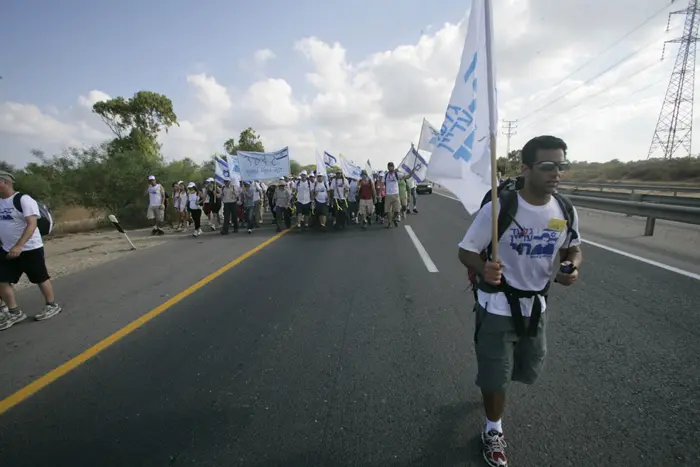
[457,135,582,467]
[145,175,165,235]
[0,171,61,330]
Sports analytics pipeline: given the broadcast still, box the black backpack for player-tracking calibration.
[467,176,578,292]
[13,193,55,236]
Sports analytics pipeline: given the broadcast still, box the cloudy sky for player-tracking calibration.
[0,0,691,169]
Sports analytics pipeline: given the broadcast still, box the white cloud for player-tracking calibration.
[253,48,276,64]
[77,90,111,109]
[0,0,690,168]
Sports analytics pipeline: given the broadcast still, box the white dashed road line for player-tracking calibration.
[404,225,439,273]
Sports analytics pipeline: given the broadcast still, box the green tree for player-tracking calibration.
[224,127,266,155]
[92,91,179,140]
[301,164,316,174]
[290,159,302,174]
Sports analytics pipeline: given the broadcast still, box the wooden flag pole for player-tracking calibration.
[484,0,499,261]
[489,133,499,261]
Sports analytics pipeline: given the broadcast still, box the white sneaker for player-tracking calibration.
[35,303,61,321]
[0,310,28,330]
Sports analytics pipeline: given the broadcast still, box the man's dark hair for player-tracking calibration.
[520,135,568,166]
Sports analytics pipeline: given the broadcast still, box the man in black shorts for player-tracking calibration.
[0,171,61,331]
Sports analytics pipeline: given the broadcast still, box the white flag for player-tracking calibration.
[417,118,440,152]
[339,154,363,179]
[228,155,242,186]
[398,146,429,182]
[425,0,498,214]
[315,149,327,179]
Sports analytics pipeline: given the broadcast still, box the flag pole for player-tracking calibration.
[484,0,499,261]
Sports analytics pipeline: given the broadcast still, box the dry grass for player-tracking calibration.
[49,206,108,238]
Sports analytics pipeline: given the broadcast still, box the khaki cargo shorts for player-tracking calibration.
[473,303,547,392]
[147,205,164,222]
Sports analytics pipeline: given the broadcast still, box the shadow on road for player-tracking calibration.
[246,400,483,467]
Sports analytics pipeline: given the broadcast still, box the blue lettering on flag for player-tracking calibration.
[436,52,479,164]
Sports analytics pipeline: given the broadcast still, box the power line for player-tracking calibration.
[561,79,666,127]
[519,59,665,131]
[542,3,674,93]
[502,119,518,156]
[519,31,672,123]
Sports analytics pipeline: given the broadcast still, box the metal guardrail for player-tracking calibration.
[567,194,700,236]
[559,181,700,195]
[431,181,700,236]
[557,188,700,208]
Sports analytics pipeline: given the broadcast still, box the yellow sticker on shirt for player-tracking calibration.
[547,218,567,232]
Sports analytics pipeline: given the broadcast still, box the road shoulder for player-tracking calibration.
[0,224,284,399]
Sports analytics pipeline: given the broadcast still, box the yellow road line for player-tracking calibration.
[0,229,290,416]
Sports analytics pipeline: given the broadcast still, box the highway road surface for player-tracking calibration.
[0,193,698,467]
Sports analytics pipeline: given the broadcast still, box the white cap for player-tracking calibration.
[279,177,285,180]
[148,175,156,180]
[206,177,214,182]
[300,170,307,176]
[177,180,184,184]
[187,182,195,188]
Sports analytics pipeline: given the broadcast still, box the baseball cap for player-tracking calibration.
[0,171,15,183]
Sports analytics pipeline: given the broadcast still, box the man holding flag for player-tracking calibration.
[426,1,583,466]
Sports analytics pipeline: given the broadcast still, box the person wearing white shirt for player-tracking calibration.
[0,171,62,330]
[456,135,582,467]
[312,174,329,229]
[220,179,239,234]
[294,171,313,230]
[383,162,416,228]
[145,175,165,235]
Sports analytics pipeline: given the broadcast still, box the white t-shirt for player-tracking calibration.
[333,179,347,200]
[148,184,163,206]
[0,193,43,252]
[384,172,400,195]
[188,192,201,210]
[458,194,581,317]
[314,182,328,203]
[296,180,312,204]
[349,180,358,200]
[408,178,417,189]
[253,182,262,202]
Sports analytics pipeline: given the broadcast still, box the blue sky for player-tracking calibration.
[1,0,467,114]
[0,0,689,167]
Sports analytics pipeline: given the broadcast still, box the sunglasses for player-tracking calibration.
[533,161,570,172]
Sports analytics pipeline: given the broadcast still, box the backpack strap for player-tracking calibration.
[552,192,578,244]
[484,189,519,260]
[12,192,24,213]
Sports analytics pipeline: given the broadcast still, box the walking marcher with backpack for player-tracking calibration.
[145,175,165,235]
[457,136,582,467]
[0,171,61,331]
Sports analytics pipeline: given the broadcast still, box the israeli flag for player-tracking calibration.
[214,154,231,185]
[323,151,338,169]
[399,146,429,182]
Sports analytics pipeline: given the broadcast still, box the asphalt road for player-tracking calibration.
[0,194,699,467]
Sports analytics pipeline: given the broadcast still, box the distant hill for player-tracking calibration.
[565,157,700,185]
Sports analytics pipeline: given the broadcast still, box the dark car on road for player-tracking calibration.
[417,181,433,194]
